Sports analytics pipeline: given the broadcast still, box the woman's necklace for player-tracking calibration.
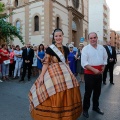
[55,44,64,55]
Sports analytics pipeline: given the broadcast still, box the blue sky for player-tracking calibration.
[106,0,120,31]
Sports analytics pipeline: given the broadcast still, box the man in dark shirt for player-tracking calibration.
[103,41,117,85]
[19,42,34,82]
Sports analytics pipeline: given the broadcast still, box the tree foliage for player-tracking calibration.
[0,2,24,45]
[0,2,5,13]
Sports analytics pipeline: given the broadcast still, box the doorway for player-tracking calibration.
[72,30,77,46]
[72,21,77,47]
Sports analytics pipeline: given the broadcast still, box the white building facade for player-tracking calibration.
[89,0,110,44]
[1,0,88,47]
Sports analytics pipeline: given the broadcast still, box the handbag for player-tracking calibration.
[3,59,10,64]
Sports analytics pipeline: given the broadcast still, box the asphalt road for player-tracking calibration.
[0,55,120,120]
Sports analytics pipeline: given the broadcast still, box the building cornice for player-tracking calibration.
[53,0,84,19]
[12,0,44,10]
[52,0,67,9]
[10,0,84,20]
[67,6,84,19]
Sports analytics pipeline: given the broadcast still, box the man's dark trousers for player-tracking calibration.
[21,62,32,80]
[83,74,102,111]
[103,63,114,83]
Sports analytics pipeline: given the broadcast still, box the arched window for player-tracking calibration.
[16,20,20,33]
[34,16,39,31]
[15,0,18,7]
[72,0,79,9]
[72,21,77,31]
[56,17,60,29]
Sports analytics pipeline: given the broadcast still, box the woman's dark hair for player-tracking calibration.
[2,43,6,48]
[16,45,19,48]
[16,45,20,50]
[52,28,64,44]
[38,44,44,51]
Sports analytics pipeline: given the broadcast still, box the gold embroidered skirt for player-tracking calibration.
[29,62,82,120]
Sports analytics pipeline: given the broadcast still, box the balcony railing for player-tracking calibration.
[103,33,107,38]
[103,10,108,17]
[103,26,107,30]
[103,18,108,24]
[103,4,107,10]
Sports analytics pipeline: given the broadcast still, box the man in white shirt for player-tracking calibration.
[81,32,108,118]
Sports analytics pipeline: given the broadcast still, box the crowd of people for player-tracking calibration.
[0,43,48,82]
[0,41,84,83]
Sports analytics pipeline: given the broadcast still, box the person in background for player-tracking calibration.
[81,32,107,118]
[71,42,78,52]
[30,45,33,49]
[71,42,78,76]
[0,44,10,81]
[19,42,34,82]
[9,44,15,53]
[0,64,2,82]
[66,43,69,48]
[68,44,77,75]
[103,41,117,85]
[13,45,23,79]
[37,44,45,74]
[0,45,3,82]
[76,43,84,82]
[44,45,49,52]
[32,46,38,76]
[9,48,15,77]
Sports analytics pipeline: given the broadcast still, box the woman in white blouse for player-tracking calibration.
[13,45,23,79]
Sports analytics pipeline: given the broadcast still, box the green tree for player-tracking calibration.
[0,2,24,44]
[0,2,5,13]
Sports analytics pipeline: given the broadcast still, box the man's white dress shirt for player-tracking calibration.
[81,44,108,68]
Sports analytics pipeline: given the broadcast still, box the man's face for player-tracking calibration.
[106,41,111,46]
[12,45,15,49]
[27,43,31,48]
[88,33,98,46]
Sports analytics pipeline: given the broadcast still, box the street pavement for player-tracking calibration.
[0,55,120,120]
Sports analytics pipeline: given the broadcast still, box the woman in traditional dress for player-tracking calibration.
[29,28,82,120]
